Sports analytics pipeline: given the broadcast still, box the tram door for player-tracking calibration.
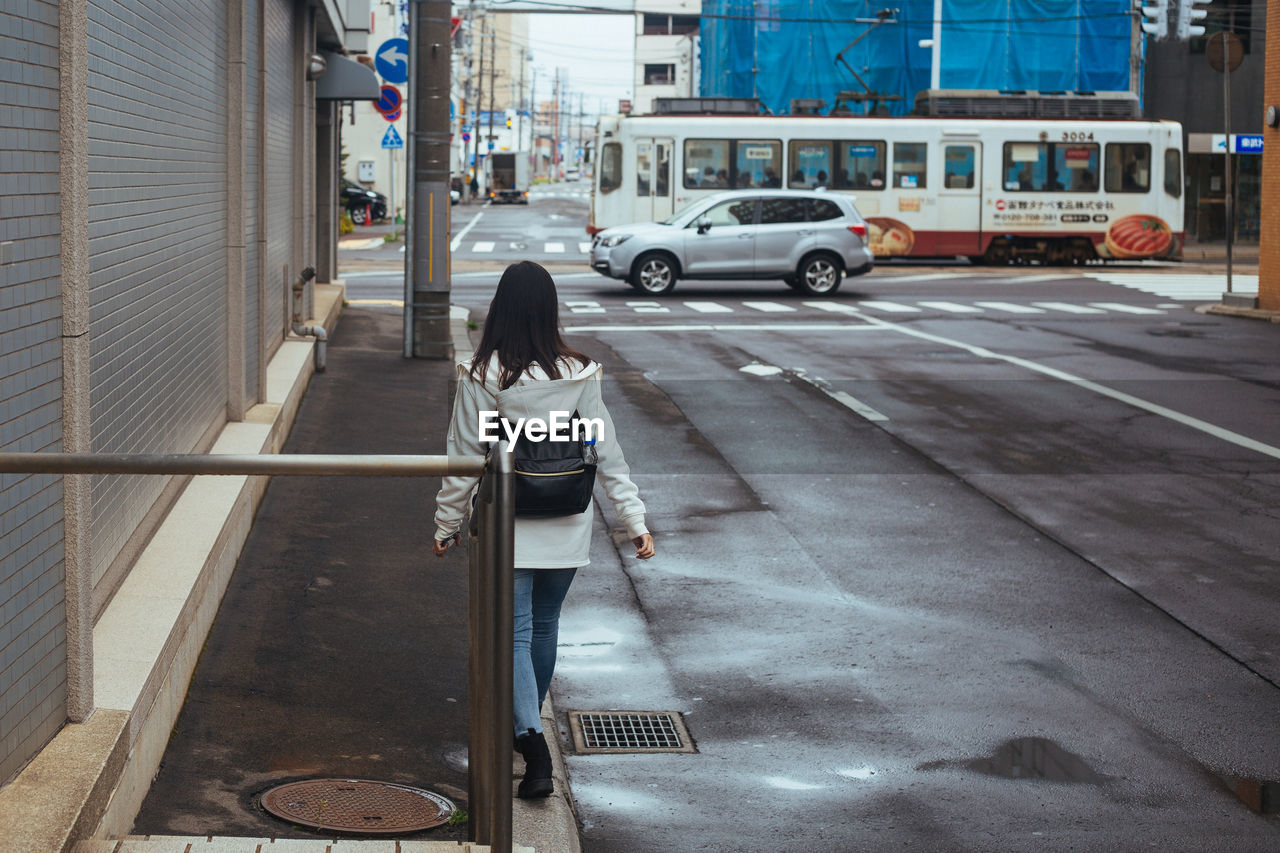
[634,138,674,222]
[937,142,982,255]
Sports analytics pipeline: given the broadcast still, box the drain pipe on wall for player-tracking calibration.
[291,266,327,373]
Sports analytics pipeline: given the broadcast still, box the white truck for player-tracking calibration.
[486,152,530,204]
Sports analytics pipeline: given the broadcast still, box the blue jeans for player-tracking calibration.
[513,568,577,736]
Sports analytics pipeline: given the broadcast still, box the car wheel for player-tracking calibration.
[796,253,843,295]
[630,252,678,295]
[349,206,367,226]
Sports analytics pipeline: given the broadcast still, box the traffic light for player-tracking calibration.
[506,116,512,128]
[1175,0,1210,39]
[1140,0,1169,39]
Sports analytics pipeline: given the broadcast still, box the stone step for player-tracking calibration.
[74,838,532,853]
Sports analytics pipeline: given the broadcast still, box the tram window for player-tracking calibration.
[600,142,621,193]
[1003,142,1097,192]
[735,139,782,188]
[789,141,832,188]
[636,142,652,197]
[943,145,975,189]
[837,141,885,190]
[1058,144,1099,191]
[892,142,927,189]
[685,139,730,189]
[1164,148,1182,198]
[760,197,808,224]
[1105,143,1151,193]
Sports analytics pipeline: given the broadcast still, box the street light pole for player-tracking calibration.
[406,0,454,359]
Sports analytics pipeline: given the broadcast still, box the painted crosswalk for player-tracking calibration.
[1085,272,1259,301]
[561,299,1173,317]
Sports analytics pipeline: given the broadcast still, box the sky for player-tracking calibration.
[526,13,636,113]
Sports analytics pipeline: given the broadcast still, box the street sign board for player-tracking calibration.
[1233,134,1263,154]
[461,132,471,142]
[375,85,401,117]
[375,38,410,84]
[383,108,400,123]
[381,125,404,150]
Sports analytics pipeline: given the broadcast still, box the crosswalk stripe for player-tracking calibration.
[565,301,605,314]
[626,300,670,314]
[804,301,864,314]
[473,241,495,253]
[1031,302,1106,314]
[998,274,1070,284]
[974,301,1045,314]
[578,242,592,253]
[875,273,972,283]
[742,301,797,313]
[684,301,735,313]
[1087,302,1165,314]
[544,242,566,253]
[857,301,920,313]
[918,301,984,313]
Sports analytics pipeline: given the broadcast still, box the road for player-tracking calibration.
[342,192,1280,851]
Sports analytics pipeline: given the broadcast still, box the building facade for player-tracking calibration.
[0,0,375,825]
[633,0,701,114]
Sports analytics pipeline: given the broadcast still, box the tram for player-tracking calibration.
[590,110,1185,264]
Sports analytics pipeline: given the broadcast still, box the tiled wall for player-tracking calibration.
[1262,7,1280,311]
[0,0,68,785]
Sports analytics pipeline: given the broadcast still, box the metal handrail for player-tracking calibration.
[0,450,514,853]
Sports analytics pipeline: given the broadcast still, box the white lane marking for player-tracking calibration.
[347,298,404,306]
[918,301,984,313]
[742,301,797,313]
[1031,302,1106,314]
[792,371,889,422]
[578,242,593,253]
[974,301,1045,314]
[338,238,385,250]
[998,274,1071,284]
[874,273,973,283]
[740,363,783,376]
[1086,272,1259,301]
[804,301,865,315]
[472,241,496,253]
[450,210,484,251]
[565,300,606,314]
[684,301,735,313]
[1087,302,1165,314]
[626,301,671,314]
[563,323,881,332]
[843,307,1280,462]
[856,301,921,313]
[545,242,567,253]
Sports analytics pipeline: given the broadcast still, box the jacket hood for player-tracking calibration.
[466,356,601,420]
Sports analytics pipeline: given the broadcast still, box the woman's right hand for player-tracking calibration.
[632,533,655,560]
[432,534,459,558]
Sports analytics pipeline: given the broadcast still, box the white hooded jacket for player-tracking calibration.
[433,354,649,568]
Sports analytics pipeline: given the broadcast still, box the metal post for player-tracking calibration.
[1223,32,1233,294]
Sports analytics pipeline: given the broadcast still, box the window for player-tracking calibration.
[697,198,756,227]
[599,142,621,193]
[760,197,809,224]
[808,199,843,221]
[684,139,730,188]
[644,64,675,85]
[671,15,700,35]
[837,141,885,189]
[943,145,975,189]
[734,139,782,187]
[1105,143,1151,193]
[892,142,928,189]
[788,141,832,188]
[1003,142,1098,192]
[1164,148,1182,198]
[642,14,668,35]
[636,142,651,197]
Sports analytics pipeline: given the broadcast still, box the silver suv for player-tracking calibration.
[589,189,874,296]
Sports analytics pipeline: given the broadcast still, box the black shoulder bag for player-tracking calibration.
[500,411,598,518]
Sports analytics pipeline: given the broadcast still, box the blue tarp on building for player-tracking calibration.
[699,1,1134,115]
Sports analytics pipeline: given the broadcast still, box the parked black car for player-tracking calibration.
[342,179,387,224]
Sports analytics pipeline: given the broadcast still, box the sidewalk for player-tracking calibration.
[122,307,579,850]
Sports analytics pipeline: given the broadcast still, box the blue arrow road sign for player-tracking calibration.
[375,38,410,84]
[381,125,404,150]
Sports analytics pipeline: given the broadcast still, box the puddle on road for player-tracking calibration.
[920,737,1105,784]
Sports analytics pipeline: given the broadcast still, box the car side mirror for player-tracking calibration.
[696,216,712,234]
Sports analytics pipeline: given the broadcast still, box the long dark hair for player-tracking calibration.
[470,261,590,390]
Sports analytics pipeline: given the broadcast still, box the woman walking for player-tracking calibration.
[432,261,655,799]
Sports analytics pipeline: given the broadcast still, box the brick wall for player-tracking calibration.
[0,0,68,784]
[1261,3,1280,310]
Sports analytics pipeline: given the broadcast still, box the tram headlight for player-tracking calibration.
[599,234,632,248]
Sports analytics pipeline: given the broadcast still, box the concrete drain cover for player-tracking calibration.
[569,710,696,754]
[259,778,455,835]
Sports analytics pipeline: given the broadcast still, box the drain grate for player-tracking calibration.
[259,778,455,834]
[568,710,696,754]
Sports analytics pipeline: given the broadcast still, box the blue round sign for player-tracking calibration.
[375,85,401,116]
[375,38,410,85]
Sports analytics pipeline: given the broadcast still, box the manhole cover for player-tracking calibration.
[259,778,455,834]
[568,710,697,754]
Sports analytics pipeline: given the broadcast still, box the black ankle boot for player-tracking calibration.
[515,728,554,799]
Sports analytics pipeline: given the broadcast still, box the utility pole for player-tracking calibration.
[551,70,560,179]
[487,26,495,168]
[577,92,584,170]
[516,49,526,153]
[530,66,538,174]
[472,13,484,198]
[406,0,454,359]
